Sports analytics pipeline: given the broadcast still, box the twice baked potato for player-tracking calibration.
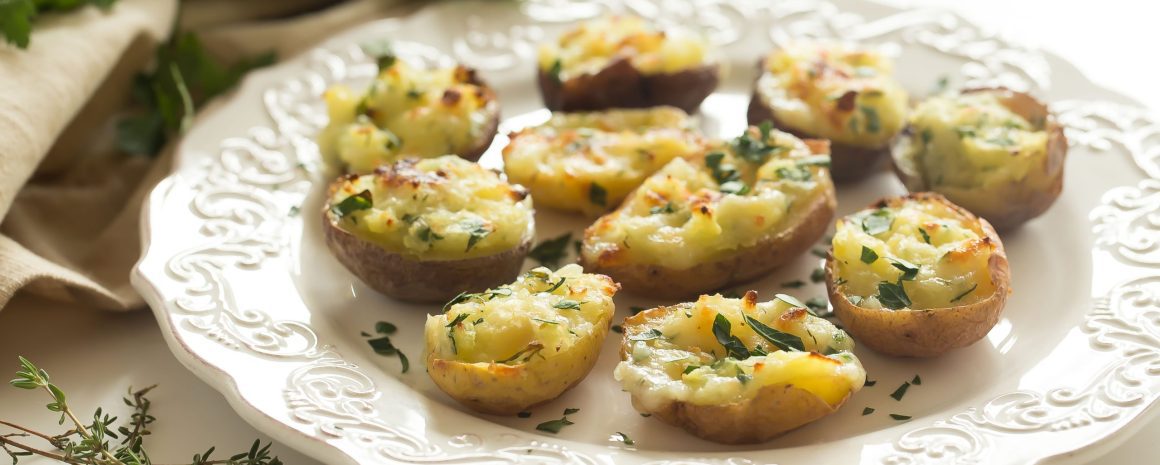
[318,53,500,173]
[579,125,836,298]
[824,193,1010,357]
[615,291,866,444]
[747,41,908,182]
[502,106,705,216]
[891,87,1068,230]
[537,16,719,113]
[424,265,620,415]
[323,156,534,302]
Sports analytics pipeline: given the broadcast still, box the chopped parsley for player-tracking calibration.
[705,151,747,192]
[775,293,807,309]
[954,126,977,139]
[535,416,573,434]
[890,382,910,401]
[288,205,301,217]
[361,39,397,71]
[912,375,922,385]
[743,314,804,352]
[611,432,634,446]
[497,342,545,364]
[890,414,912,421]
[364,321,408,373]
[919,227,932,244]
[862,407,875,416]
[682,365,699,374]
[719,180,750,195]
[650,202,676,215]
[950,284,978,303]
[864,379,877,387]
[628,328,663,341]
[528,232,573,268]
[589,182,607,207]
[547,59,563,84]
[920,128,933,145]
[531,318,559,325]
[877,281,912,310]
[462,219,490,252]
[781,280,806,289]
[712,314,751,359]
[775,166,811,182]
[553,299,581,310]
[415,222,444,243]
[888,257,920,281]
[331,190,373,219]
[445,313,470,328]
[517,411,532,418]
[564,408,580,415]
[860,246,879,264]
[860,106,881,133]
[611,324,624,334]
[862,209,893,235]
[730,121,784,164]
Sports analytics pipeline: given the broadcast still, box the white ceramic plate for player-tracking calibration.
[131,1,1160,464]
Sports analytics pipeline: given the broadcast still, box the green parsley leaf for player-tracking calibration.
[775,293,807,308]
[919,227,932,244]
[912,375,922,385]
[446,313,470,328]
[890,414,912,421]
[553,299,581,310]
[860,246,879,264]
[682,365,699,374]
[776,166,811,182]
[950,284,978,303]
[649,202,676,215]
[547,59,563,84]
[878,281,912,310]
[712,314,751,359]
[497,342,545,364]
[589,182,607,207]
[563,407,580,415]
[781,280,805,289]
[611,324,624,334]
[628,328,663,341]
[0,0,35,48]
[719,180,750,195]
[862,407,875,416]
[860,106,881,133]
[331,190,373,219]
[611,432,634,446]
[888,257,920,281]
[517,411,532,418]
[743,314,804,352]
[375,321,397,334]
[731,122,784,164]
[862,209,892,235]
[462,219,491,252]
[528,232,572,268]
[890,382,910,401]
[535,417,573,434]
[364,323,409,373]
[810,267,826,283]
[865,379,876,386]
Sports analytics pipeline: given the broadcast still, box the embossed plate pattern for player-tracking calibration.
[131,1,1160,464]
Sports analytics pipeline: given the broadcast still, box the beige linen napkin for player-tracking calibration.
[0,0,417,311]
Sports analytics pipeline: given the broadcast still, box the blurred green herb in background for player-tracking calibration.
[0,0,116,49]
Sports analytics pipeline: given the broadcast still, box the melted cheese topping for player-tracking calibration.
[897,91,1050,189]
[832,197,995,309]
[582,127,830,270]
[318,60,496,173]
[614,293,864,409]
[755,42,907,148]
[502,107,704,215]
[425,265,618,363]
[538,16,711,79]
[327,156,533,259]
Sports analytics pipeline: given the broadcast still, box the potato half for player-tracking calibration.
[317,57,500,173]
[747,42,909,182]
[536,16,719,113]
[580,125,836,298]
[825,193,1010,357]
[425,265,620,414]
[891,87,1068,231]
[502,107,705,216]
[323,156,535,302]
[615,292,866,444]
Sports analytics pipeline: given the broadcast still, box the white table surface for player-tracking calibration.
[2,0,1157,464]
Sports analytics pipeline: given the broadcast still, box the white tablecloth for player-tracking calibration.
[1,1,1156,463]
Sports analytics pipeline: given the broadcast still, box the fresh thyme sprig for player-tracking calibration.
[1,356,283,465]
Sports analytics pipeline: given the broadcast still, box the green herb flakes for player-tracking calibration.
[744,315,804,352]
[712,314,751,359]
[950,284,978,303]
[877,281,912,310]
[611,432,635,446]
[890,382,910,401]
[860,246,879,264]
[528,232,573,268]
[332,190,373,219]
[862,407,875,416]
[890,414,912,421]
[589,182,608,207]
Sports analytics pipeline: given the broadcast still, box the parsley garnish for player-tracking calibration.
[775,166,811,182]
[364,321,408,373]
[497,342,545,364]
[805,297,829,315]
[865,379,877,386]
[878,281,912,309]
[547,59,563,84]
[532,318,559,325]
[862,407,875,416]
[462,219,491,252]
[682,365,699,374]
[535,416,573,434]
[361,39,397,70]
[919,227,932,244]
[920,128,933,145]
[553,299,581,310]
[541,276,567,294]
[712,314,751,359]
[782,280,805,288]
[860,246,879,264]
[950,284,978,303]
[518,411,532,418]
[743,315,804,352]
[912,375,922,385]
[332,190,373,219]
[611,324,624,334]
[890,382,910,401]
[528,232,572,268]
[705,151,747,192]
[589,182,607,207]
[628,329,663,341]
[775,293,807,308]
[416,222,444,243]
[862,209,893,235]
[860,106,881,133]
[954,126,977,139]
[611,432,635,446]
[888,257,920,281]
[810,267,826,283]
[890,414,912,421]
[445,314,470,328]
[730,122,784,164]
[649,202,676,215]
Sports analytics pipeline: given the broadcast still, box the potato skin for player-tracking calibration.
[747,92,887,182]
[537,59,720,114]
[824,194,1011,357]
[425,311,611,415]
[322,207,531,303]
[618,308,849,444]
[891,88,1068,231]
[455,71,501,162]
[580,177,836,298]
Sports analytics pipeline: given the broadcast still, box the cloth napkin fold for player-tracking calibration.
[0,0,415,311]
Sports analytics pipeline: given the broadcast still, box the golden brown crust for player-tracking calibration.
[824,193,1011,357]
[579,176,836,298]
[890,87,1068,231]
[537,59,720,114]
[321,179,531,303]
[617,306,846,444]
[747,90,888,183]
